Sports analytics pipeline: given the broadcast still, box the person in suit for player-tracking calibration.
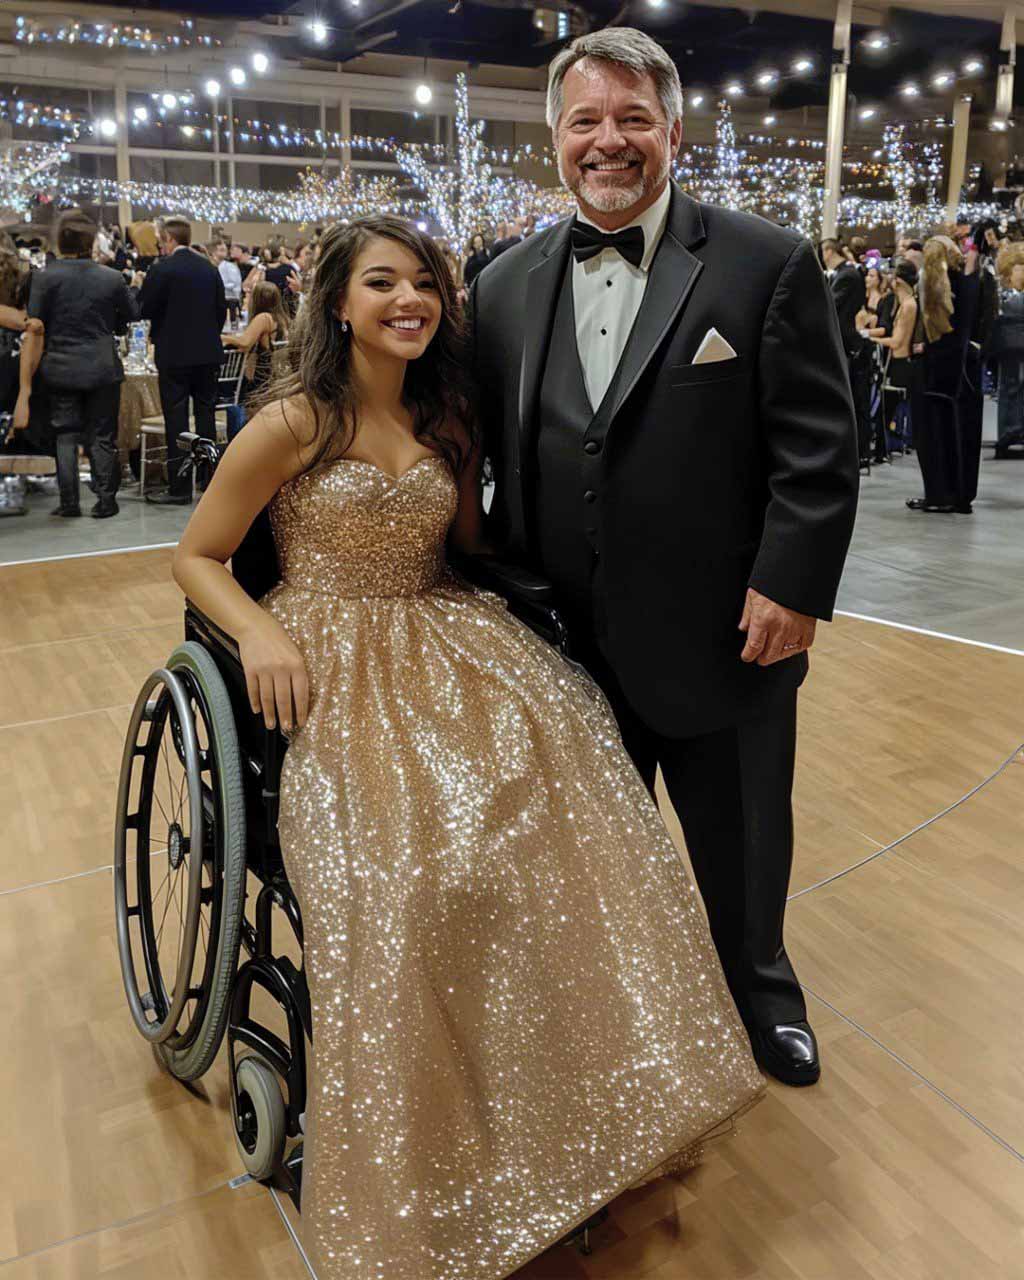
[139,214,226,505]
[821,238,871,465]
[468,27,859,1087]
[23,207,138,517]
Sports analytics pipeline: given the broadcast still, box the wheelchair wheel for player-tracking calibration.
[234,1056,287,1181]
[114,642,247,1081]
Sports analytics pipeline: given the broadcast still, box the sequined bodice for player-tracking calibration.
[269,455,457,599]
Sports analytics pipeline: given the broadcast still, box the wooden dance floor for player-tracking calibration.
[1,547,1022,1278]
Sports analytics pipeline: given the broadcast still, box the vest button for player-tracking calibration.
[584,489,597,504]
[584,441,600,455]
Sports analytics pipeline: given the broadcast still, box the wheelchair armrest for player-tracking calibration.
[454,552,555,605]
[185,600,241,661]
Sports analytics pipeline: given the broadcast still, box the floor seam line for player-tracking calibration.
[789,740,1024,901]
[269,1187,318,1278]
[0,1177,237,1268]
[803,986,1024,1164]
[0,704,133,733]
[0,621,181,657]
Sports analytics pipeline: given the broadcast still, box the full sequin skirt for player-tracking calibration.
[261,458,764,1280]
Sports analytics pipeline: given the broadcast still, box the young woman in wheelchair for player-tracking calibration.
[172,215,763,1280]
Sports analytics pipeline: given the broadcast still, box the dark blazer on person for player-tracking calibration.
[463,248,492,288]
[468,183,859,737]
[829,261,867,355]
[139,246,227,370]
[27,258,138,391]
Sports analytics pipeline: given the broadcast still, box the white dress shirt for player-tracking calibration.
[572,183,672,410]
[219,258,243,301]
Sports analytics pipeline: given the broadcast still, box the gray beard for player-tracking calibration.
[558,153,671,214]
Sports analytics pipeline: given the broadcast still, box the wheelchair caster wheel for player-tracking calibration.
[234,1056,287,1182]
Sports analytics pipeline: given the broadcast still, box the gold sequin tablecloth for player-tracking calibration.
[117,371,161,455]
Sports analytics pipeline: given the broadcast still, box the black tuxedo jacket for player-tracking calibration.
[467,184,859,737]
[139,247,227,370]
[829,262,867,355]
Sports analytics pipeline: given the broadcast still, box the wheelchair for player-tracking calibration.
[113,431,609,1252]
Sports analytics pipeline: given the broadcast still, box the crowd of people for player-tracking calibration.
[2,194,1023,523]
[820,218,1023,515]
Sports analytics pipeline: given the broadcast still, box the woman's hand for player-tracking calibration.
[12,389,30,431]
[238,617,310,733]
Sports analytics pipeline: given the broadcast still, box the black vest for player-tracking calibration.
[534,263,627,641]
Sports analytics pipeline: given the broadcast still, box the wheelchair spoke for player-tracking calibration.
[151,785,170,829]
[154,867,176,949]
[160,736,177,825]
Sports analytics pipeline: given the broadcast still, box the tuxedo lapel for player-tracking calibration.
[518,218,573,458]
[606,184,707,424]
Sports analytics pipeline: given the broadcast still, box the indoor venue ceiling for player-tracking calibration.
[21,2,1022,112]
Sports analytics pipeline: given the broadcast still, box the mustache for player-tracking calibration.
[577,151,644,168]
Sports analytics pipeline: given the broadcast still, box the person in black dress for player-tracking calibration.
[462,232,492,288]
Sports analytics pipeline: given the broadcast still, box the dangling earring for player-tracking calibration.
[340,319,349,333]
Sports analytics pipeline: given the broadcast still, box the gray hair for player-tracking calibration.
[546,28,684,131]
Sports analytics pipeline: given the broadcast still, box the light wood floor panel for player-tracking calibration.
[0,707,131,893]
[0,624,181,729]
[514,1004,1024,1280]
[786,806,1024,1153]
[0,549,181,651]
[1,1181,310,1278]
[0,869,247,1261]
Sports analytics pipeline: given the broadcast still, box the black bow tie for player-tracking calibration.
[570,222,645,269]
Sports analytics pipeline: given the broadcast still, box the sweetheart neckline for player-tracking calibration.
[333,455,445,484]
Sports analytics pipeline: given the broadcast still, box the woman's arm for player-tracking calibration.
[223,311,273,352]
[870,299,916,351]
[12,320,44,431]
[172,400,314,731]
[0,305,31,332]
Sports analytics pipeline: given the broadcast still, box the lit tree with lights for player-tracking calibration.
[883,124,914,236]
[0,138,69,223]
[712,99,744,211]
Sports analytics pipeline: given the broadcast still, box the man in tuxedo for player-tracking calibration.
[821,238,871,465]
[468,28,859,1086]
[139,215,226,504]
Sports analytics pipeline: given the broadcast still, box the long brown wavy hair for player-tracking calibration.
[249,280,290,340]
[256,215,475,479]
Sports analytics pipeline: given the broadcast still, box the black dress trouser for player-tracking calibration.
[49,382,122,508]
[157,364,219,496]
[578,638,807,1032]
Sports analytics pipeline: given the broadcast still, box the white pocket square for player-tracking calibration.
[692,327,738,364]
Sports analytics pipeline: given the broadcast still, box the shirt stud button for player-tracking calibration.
[584,441,600,455]
[600,328,607,336]
[584,490,597,504]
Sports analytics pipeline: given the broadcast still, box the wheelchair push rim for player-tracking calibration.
[116,641,248,1078]
[114,666,206,1044]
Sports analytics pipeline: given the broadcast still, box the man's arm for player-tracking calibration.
[749,239,860,625]
[113,275,140,334]
[138,260,166,325]
[214,267,227,333]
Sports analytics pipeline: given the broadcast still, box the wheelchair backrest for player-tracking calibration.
[225,409,282,602]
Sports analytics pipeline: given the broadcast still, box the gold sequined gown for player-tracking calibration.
[261,455,765,1280]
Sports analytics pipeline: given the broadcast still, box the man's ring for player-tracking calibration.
[783,642,800,651]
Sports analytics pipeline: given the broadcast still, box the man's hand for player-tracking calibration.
[286,273,302,295]
[739,588,817,666]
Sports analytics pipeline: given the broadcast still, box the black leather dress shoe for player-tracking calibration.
[51,503,81,517]
[749,1021,821,1087]
[145,489,191,506]
[91,499,119,519]
[906,497,954,513]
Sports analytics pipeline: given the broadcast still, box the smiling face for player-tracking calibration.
[336,236,442,361]
[555,58,681,223]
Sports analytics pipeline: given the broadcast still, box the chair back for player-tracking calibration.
[216,349,246,407]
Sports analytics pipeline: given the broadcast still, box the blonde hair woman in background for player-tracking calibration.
[992,241,1024,456]
[907,235,969,513]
